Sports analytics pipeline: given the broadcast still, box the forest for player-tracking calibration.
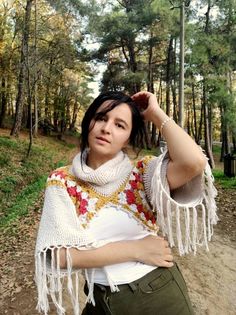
[0,0,236,166]
[1,1,236,314]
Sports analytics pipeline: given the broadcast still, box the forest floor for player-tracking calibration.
[0,129,236,315]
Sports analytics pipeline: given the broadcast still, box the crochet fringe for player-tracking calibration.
[35,247,81,315]
[151,153,218,255]
[35,248,121,315]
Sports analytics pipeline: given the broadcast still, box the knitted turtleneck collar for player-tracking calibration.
[71,150,133,195]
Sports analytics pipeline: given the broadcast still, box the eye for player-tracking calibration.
[96,115,106,122]
[116,123,125,129]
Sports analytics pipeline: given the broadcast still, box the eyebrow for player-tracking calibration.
[96,111,129,128]
[115,117,129,127]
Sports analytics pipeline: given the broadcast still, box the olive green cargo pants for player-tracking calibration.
[82,263,194,315]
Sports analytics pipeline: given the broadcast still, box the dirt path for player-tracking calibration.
[1,187,235,315]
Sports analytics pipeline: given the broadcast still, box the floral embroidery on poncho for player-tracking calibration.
[47,156,158,232]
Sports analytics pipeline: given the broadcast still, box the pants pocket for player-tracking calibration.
[139,268,173,293]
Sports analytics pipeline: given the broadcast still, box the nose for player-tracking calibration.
[101,121,111,134]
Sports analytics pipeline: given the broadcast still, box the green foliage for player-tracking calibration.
[141,147,160,156]
[0,136,19,149]
[0,175,47,228]
[0,135,75,228]
[212,145,221,154]
[213,169,236,189]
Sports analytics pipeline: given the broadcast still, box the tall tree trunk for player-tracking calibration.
[11,0,33,136]
[220,106,230,161]
[166,36,173,116]
[197,102,204,144]
[123,3,140,94]
[147,29,154,94]
[33,0,38,136]
[70,95,80,131]
[26,60,33,157]
[208,103,212,148]
[44,57,53,121]
[191,75,197,142]
[232,136,236,154]
[0,77,7,128]
[147,28,156,147]
[144,122,151,150]
[127,40,140,93]
[155,75,163,147]
[203,81,215,168]
[172,38,178,123]
[187,102,191,135]
[178,2,185,128]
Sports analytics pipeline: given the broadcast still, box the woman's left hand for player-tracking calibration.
[131,91,160,122]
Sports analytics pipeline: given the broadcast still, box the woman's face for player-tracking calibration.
[87,101,132,162]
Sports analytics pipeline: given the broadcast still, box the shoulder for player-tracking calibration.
[134,155,156,172]
[46,165,76,189]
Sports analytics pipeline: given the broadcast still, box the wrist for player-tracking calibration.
[151,108,169,128]
[131,239,141,262]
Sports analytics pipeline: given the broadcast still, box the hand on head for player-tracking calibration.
[131,91,160,122]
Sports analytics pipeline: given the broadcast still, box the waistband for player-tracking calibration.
[94,263,179,294]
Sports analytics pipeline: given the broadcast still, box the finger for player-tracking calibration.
[156,260,174,268]
[163,240,169,247]
[156,235,165,240]
[164,254,174,262]
[131,91,150,98]
[165,248,172,255]
[163,261,174,268]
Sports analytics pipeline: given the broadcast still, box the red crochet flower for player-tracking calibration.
[137,204,144,213]
[145,211,151,221]
[130,180,138,189]
[137,161,143,169]
[126,190,136,205]
[79,199,88,215]
[50,170,66,179]
[134,173,141,182]
[151,216,156,224]
[67,186,77,197]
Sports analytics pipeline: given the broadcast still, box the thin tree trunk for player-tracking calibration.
[178,2,185,128]
[44,57,53,121]
[172,38,178,123]
[220,106,230,161]
[11,0,33,136]
[155,75,163,147]
[187,103,191,135]
[203,82,215,168]
[147,29,154,94]
[33,0,38,136]
[26,60,33,158]
[191,76,197,141]
[0,77,7,127]
[232,135,236,154]
[147,28,156,147]
[166,37,173,116]
[197,102,204,144]
[70,95,80,131]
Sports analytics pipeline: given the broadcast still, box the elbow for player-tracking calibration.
[187,155,207,177]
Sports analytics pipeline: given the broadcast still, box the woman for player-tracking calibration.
[35,91,217,315]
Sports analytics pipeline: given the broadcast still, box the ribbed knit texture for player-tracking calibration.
[72,150,133,195]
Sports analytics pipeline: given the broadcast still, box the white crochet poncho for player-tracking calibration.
[35,149,218,315]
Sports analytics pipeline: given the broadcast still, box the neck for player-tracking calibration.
[86,152,117,169]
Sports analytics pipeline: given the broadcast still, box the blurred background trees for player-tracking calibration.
[0,0,235,166]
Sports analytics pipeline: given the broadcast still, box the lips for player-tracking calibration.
[96,136,110,143]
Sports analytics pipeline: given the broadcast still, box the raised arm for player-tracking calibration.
[132,91,206,190]
[57,235,173,269]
